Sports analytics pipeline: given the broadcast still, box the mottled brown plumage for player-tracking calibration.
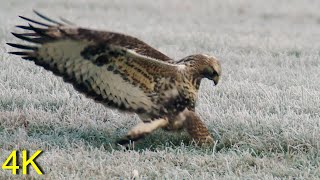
[8,11,221,146]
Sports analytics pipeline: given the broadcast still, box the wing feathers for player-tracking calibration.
[16,25,41,31]
[8,11,180,116]
[13,11,172,61]
[75,28,173,62]
[19,15,52,27]
[27,24,48,35]
[8,51,31,56]
[11,32,47,44]
[6,43,38,50]
[22,56,36,61]
[59,17,75,25]
[33,10,64,26]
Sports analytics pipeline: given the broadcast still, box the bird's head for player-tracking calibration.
[199,54,221,85]
[178,54,221,85]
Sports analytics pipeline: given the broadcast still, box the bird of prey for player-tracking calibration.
[7,11,221,146]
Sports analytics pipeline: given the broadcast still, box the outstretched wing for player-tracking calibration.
[7,11,181,115]
[13,11,173,62]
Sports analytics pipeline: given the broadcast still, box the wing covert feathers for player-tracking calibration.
[8,11,180,116]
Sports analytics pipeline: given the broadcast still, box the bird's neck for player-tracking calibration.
[182,70,203,90]
[192,76,202,90]
[177,58,204,90]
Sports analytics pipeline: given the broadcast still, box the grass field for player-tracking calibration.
[1,0,320,179]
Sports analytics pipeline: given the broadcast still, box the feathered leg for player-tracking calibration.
[183,111,214,145]
[117,118,168,145]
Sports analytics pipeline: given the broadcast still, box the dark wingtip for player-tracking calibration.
[11,32,26,39]
[6,42,14,46]
[19,15,52,27]
[11,32,43,44]
[11,32,22,38]
[33,10,64,26]
[8,51,30,56]
[32,9,45,18]
[28,23,46,35]
[8,51,35,61]
[16,25,33,30]
[59,17,75,25]
[6,43,37,50]
[32,9,39,14]
[22,56,36,61]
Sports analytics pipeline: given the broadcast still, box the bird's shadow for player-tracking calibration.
[26,124,193,152]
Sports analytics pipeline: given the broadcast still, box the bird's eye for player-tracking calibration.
[203,67,214,78]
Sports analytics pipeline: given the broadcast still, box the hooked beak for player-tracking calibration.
[212,76,219,85]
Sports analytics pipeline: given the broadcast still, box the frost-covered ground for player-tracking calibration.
[0,0,320,179]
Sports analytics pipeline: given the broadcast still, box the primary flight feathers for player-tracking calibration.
[8,11,221,145]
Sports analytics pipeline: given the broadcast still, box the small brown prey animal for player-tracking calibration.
[7,11,221,146]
